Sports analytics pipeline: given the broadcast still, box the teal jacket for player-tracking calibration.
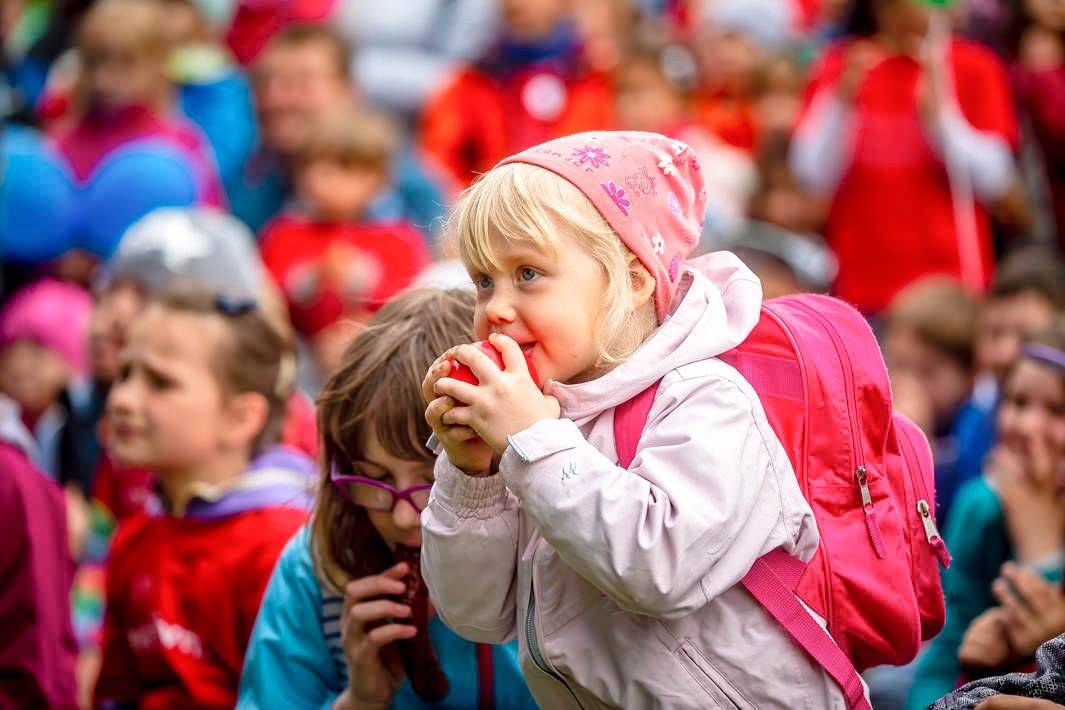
[237,526,539,710]
[906,477,1062,710]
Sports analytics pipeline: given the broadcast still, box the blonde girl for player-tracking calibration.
[421,131,855,709]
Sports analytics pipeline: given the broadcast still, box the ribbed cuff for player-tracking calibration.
[431,454,508,519]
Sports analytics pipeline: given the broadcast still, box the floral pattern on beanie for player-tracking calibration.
[500,131,708,322]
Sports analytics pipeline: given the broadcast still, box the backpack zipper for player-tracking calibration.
[793,300,887,559]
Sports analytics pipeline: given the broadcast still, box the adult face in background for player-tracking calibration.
[251,30,354,158]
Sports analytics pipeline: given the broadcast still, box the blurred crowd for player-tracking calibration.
[4,0,1065,708]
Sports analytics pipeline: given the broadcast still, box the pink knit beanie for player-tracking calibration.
[0,279,92,374]
[499,131,707,321]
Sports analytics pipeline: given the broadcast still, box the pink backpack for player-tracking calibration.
[614,294,952,710]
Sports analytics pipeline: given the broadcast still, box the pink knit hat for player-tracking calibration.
[499,131,707,321]
[0,279,92,374]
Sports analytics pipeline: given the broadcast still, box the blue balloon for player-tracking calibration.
[77,139,200,258]
[0,125,78,263]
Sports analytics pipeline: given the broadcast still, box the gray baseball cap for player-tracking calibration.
[96,207,266,300]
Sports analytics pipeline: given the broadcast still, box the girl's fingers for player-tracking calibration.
[489,333,529,376]
[347,599,412,628]
[433,375,479,405]
[344,564,408,610]
[422,357,453,405]
[452,343,499,383]
[424,396,455,428]
[364,622,418,648]
[441,404,475,428]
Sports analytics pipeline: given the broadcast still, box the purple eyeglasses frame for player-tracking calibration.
[329,461,434,513]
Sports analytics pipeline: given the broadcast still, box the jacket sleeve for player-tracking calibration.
[500,366,815,620]
[420,455,521,644]
[236,527,343,710]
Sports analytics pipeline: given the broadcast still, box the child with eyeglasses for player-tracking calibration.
[237,288,538,710]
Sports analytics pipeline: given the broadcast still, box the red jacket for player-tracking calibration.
[799,39,1018,313]
[93,448,312,709]
[259,215,431,337]
[420,66,612,190]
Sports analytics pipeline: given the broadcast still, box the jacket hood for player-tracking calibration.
[545,251,762,425]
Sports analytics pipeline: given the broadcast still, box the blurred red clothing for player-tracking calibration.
[1012,64,1065,253]
[259,215,431,337]
[420,65,612,190]
[799,39,1018,313]
[693,92,760,153]
[224,0,337,64]
[93,497,307,708]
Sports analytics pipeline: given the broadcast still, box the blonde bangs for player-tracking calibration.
[452,163,603,274]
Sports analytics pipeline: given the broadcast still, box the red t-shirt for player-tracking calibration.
[799,39,1018,313]
[419,66,612,190]
[259,216,431,337]
[93,507,307,709]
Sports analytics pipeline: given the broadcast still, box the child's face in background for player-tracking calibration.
[89,282,145,383]
[976,292,1058,385]
[296,159,384,223]
[500,0,568,41]
[613,59,686,133]
[471,228,608,385]
[358,429,435,549]
[80,37,166,113]
[106,306,232,473]
[997,357,1065,467]
[0,339,72,419]
[1027,0,1065,31]
[253,40,351,156]
[884,325,971,425]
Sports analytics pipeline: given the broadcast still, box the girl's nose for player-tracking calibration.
[392,497,422,532]
[484,290,516,324]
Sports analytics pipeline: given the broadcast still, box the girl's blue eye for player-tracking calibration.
[519,267,539,282]
[477,274,493,289]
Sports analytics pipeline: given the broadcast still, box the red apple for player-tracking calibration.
[446,340,540,389]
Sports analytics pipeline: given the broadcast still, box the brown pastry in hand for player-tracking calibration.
[393,544,449,702]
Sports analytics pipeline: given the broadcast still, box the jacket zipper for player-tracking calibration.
[526,573,584,707]
[793,301,887,558]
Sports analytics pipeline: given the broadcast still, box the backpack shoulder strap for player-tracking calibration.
[613,383,660,468]
[612,379,873,710]
[741,555,873,710]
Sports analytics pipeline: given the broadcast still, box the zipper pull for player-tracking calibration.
[918,499,952,568]
[856,466,887,558]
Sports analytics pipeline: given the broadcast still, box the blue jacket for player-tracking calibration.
[237,526,538,710]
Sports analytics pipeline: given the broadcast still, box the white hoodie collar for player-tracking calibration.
[544,251,763,426]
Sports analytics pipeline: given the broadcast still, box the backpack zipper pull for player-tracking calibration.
[856,466,887,558]
[918,499,952,568]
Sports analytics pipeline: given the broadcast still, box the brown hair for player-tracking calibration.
[151,285,295,455]
[293,107,397,173]
[989,245,1065,311]
[311,288,475,593]
[262,22,351,80]
[76,0,172,107]
[885,276,980,370]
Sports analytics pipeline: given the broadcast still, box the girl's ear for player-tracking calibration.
[221,392,270,451]
[628,254,656,310]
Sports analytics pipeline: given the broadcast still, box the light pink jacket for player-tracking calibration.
[421,252,854,709]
